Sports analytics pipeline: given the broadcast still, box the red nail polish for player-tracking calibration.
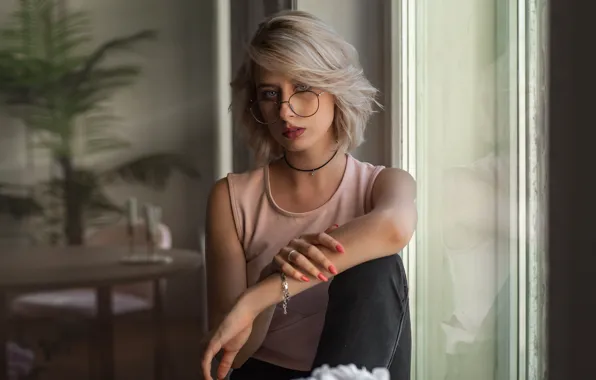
[336,245,344,253]
[328,265,338,275]
[301,275,310,282]
[318,273,328,282]
[333,224,339,228]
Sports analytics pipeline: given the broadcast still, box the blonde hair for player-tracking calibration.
[231,10,380,164]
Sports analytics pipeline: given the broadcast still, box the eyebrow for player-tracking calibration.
[256,83,279,89]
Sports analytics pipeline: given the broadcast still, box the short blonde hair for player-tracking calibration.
[231,10,380,164]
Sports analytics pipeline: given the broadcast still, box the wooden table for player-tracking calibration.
[0,246,202,380]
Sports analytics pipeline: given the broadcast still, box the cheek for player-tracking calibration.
[313,100,335,132]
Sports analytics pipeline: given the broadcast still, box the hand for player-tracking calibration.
[273,224,344,282]
[201,299,257,380]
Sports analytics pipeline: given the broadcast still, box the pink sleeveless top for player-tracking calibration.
[226,154,385,371]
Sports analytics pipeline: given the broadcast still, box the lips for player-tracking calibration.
[282,125,305,140]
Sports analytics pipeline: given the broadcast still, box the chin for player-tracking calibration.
[273,134,307,151]
[280,139,314,153]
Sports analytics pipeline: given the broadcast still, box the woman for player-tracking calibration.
[203,10,417,380]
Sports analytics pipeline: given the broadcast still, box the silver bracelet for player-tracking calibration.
[280,272,290,315]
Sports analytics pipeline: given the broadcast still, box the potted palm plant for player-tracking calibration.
[0,0,200,245]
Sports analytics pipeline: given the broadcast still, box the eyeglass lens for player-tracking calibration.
[251,91,320,124]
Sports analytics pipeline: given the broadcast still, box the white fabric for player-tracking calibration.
[12,289,151,316]
[294,364,390,380]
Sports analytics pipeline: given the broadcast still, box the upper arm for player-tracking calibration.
[371,168,418,242]
[205,178,247,330]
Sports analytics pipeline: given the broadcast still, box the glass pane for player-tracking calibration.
[407,0,532,378]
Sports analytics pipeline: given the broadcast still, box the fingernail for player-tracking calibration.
[336,244,344,253]
[318,273,328,282]
[301,275,310,282]
[333,224,339,228]
[328,265,338,275]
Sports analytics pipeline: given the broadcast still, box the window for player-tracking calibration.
[390,0,548,378]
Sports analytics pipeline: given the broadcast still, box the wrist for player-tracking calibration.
[237,289,259,317]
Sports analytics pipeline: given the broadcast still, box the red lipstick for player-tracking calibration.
[282,125,305,140]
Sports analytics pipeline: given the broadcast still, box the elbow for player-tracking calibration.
[379,207,417,252]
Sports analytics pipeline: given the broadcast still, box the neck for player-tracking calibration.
[276,140,345,184]
[284,149,338,173]
[284,137,338,169]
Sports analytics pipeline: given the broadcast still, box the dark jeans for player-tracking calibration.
[231,254,411,380]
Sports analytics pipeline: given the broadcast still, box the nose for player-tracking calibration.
[279,99,296,121]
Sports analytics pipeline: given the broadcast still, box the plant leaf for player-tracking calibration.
[85,137,130,155]
[81,108,130,155]
[66,30,157,94]
[0,2,157,140]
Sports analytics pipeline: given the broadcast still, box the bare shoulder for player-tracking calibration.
[206,177,239,245]
[373,168,417,199]
[207,177,231,212]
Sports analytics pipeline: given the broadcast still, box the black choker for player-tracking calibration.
[283,150,339,176]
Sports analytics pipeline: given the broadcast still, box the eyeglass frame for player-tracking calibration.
[249,89,327,125]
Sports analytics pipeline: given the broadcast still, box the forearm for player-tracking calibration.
[230,263,278,368]
[244,210,410,316]
[326,209,407,270]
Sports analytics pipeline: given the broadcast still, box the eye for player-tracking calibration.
[295,83,310,92]
[258,90,278,100]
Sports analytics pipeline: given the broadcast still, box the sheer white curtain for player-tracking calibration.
[396,0,547,378]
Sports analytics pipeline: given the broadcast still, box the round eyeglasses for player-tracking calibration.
[250,90,326,125]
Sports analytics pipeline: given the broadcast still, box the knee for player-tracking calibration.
[329,254,409,305]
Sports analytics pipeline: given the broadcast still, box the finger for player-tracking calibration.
[324,223,339,233]
[201,353,212,380]
[291,239,334,279]
[202,338,222,380]
[217,350,237,380]
[313,231,344,253]
[281,246,321,279]
[274,254,309,282]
